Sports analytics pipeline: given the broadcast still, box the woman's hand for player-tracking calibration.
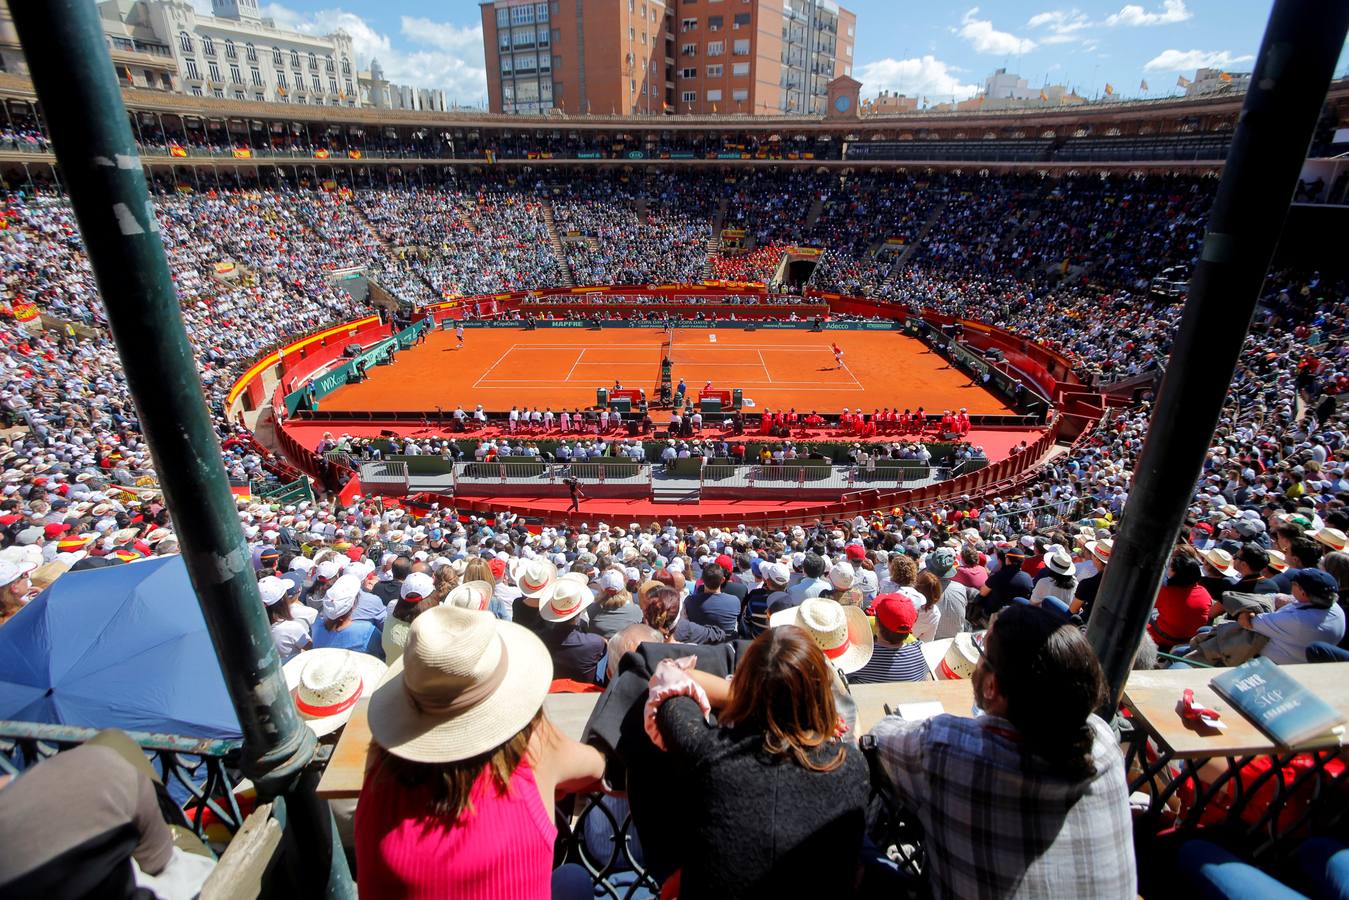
[644,656,710,751]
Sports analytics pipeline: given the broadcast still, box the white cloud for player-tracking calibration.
[259,4,487,105]
[1143,48,1253,72]
[1026,9,1091,44]
[1106,0,1191,27]
[857,56,980,101]
[957,8,1037,55]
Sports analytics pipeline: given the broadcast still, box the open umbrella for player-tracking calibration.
[0,555,242,739]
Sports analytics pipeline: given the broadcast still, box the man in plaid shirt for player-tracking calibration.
[870,606,1135,898]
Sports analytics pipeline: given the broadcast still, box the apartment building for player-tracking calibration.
[481,0,855,117]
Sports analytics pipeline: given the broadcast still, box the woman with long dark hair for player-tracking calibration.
[642,625,870,897]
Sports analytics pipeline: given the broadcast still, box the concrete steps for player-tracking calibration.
[539,196,576,287]
[652,483,701,504]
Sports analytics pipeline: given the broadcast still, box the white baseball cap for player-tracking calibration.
[400,571,436,600]
[257,575,290,607]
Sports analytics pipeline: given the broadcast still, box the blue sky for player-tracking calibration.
[241,0,1345,107]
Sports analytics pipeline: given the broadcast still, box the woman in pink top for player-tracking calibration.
[953,545,989,590]
[355,604,605,899]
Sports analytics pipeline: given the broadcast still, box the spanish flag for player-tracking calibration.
[1038,89,1048,101]
[169,143,188,158]
[232,147,253,159]
[347,149,362,159]
[1219,71,1233,82]
[1103,83,1114,96]
[1177,75,1192,88]
[314,148,330,159]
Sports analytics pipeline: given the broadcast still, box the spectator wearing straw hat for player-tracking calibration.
[851,590,930,684]
[381,571,438,663]
[1271,536,1324,593]
[259,575,311,664]
[312,574,384,659]
[869,605,1134,900]
[1030,548,1078,609]
[355,606,604,900]
[769,596,874,678]
[283,647,386,739]
[539,576,607,683]
[1071,539,1112,620]
[641,625,870,898]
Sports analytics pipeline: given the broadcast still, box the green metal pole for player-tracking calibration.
[9,3,352,896]
[1085,0,1349,711]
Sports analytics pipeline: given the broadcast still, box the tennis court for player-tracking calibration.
[317,326,1014,418]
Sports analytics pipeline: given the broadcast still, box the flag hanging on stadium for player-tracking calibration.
[232,148,252,159]
[1104,83,1114,96]
[1219,71,1233,82]
[1039,89,1048,101]
[347,149,362,159]
[1140,79,1149,92]
[314,148,330,159]
[169,143,188,158]
[1177,75,1192,88]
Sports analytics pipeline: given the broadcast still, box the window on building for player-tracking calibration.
[499,31,511,51]
[708,15,722,30]
[733,12,750,27]
[732,88,747,100]
[308,52,317,70]
[244,42,257,62]
[510,4,534,24]
[631,78,636,94]
[234,90,245,99]
[706,63,722,76]
[680,66,695,78]
[255,93,264,101]
[513,29,533,47]
[311,74,321,92]
[706,88,721,100]
[225,39,236,59]
[501,55,513,73]
[272,46,282,66]
[539,52,551,71]
[207,61,221,81]
[518,53,535,71]
[345,77,353,94]
[185,58,200,79]
[329,76,338,93]
[707,40,723,55]
[681,42,696,56]
[191,86,203,96]
[212,88,224,97]
[681,17,697,31]
[732,38,749,55]
[681,90,696,101]
[342,58,351,74]
[732,61,749,75]
[325,56,334,72]
[179,32,193,53]
[540,80,553,99]
[496,7,509,27]
[537,27,550,46]
[202,36,215,56]
[628,27,635,40]
[536,2,549,20]
[290,49,300,67]
[248,67,261,85]
[276,71,287,89]
[227,63,241,82]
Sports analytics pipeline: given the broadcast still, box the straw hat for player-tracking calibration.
[934,632,984,680]
[444,580,493,612]
[1266,549,1289,573]
[367,605,552,763]
[539,577,595,623]
[1085,539,1113,563]
[283,648,387,738]
[1313,527,1347,552]
[1202,548,1239,578]
[1042,548,1075,577]
[769,597,874,674]
[511,557,558,598]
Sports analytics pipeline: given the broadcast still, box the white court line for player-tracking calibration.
[471,343,522,389]
[563,349,587,382]
[837,357,865,389]
[475,381,864,390]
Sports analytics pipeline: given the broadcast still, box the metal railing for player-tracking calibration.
[359,460,410,492]
[454,460,652,485]
[0,721,248,839]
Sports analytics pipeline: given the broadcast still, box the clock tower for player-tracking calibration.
[825,75,862,120]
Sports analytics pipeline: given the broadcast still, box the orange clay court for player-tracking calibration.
[318,327,1014,419]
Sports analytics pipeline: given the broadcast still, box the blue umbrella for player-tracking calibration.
[0,555,242,739]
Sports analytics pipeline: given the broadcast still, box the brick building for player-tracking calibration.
[480,0,855,117]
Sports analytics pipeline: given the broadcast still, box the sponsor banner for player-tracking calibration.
[668,151,696,159]
[577,151,602,159]
[626,150,646,159]
[717,152,745,159]
[824,321,903,330]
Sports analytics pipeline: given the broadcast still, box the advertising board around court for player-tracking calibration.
[459,320,903,331]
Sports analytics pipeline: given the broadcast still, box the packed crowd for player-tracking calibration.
[0,165,1348,896]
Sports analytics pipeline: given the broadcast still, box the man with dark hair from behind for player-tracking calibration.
[869,606,1135,898]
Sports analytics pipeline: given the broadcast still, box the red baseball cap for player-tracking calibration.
[488,557,507,579]
[43,522,71,538]
[872,592,918,634]
[715,553,734,572]
[845,544,866,562]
